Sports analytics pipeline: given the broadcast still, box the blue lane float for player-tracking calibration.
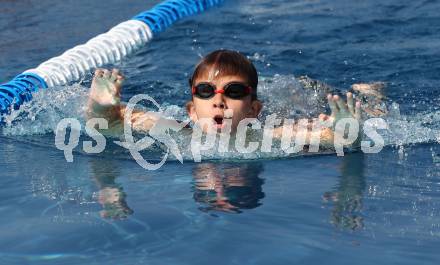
[133,0,222,33]
[0,0,223,115]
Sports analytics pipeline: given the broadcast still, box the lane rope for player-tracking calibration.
[0,0,223,115]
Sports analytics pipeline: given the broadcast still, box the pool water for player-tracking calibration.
[1,0,440,264]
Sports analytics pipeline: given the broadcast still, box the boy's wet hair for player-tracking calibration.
[189,49,258,100]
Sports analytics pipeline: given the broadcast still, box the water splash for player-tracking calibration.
[1,83,89,136]
[1,75,439,162]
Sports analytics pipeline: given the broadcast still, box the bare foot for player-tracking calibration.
[351,82,387,117]
[89,68,124,106]
[351,82,385,99]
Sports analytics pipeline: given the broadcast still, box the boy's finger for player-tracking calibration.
[347,92,355,114]
[110,68,120,82]
[115,75,124,86]
[327,94,338,115]
[103,69,111,79]
[94,68,104,78]
[355,101,361,120]
[307,119,314,130]
[319,113,328,121]
[334,95,348,113]
[318,114,334,127]
[117,71,125,80]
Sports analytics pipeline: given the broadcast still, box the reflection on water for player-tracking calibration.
[90,159,133,219]
[89,153,366,227]
[90,159,266,218]
[191,162,265,213]
[323,153,366,230]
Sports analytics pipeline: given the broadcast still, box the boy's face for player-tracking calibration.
[186,73,262,133]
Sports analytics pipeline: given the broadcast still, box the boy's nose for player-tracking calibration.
[212,94,226,109]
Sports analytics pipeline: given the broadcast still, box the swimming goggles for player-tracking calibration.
[192,82,253,99]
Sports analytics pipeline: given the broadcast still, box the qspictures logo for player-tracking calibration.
[55,94,388,170]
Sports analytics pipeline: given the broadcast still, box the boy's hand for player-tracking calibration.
[316,93,362,149]
[320,92,361,127]
[89,68,124,106]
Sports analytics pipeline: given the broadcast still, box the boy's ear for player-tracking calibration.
[250,100,263,117]
[185,101,198,122]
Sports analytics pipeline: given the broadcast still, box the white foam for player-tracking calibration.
[2,75,439,161]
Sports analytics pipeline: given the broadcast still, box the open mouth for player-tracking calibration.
[214,115,224,125]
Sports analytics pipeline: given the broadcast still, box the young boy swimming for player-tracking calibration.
[87,49,365,151]
[88,49,382,218]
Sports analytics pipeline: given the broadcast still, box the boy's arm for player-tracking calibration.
[120,105,160,132]
[87,68,159,132]
[87,68,124,126]
[272,119,334,147]
[273,92,361,149]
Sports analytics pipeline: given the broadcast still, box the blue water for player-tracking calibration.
[1,0,440,264]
